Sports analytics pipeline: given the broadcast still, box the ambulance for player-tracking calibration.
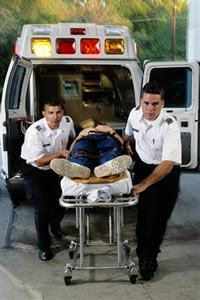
[0,23,199,202]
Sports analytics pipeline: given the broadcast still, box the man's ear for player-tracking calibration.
[42,110,45,117]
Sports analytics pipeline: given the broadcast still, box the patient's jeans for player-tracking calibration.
[68,133,122,169]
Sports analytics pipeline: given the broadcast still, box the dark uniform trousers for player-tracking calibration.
[22,164,65,251]
[133,152,180,259]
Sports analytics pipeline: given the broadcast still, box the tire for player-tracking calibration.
[64,276,72,286]
[129,275,137,284]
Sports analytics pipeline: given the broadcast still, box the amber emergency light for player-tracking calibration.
[105,39,124,54]
[31,38,52,57]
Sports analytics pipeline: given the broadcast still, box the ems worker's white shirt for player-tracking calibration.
[125,107,182,165]
[21,116,76,170]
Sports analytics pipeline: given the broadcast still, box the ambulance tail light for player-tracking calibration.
[70,28,86,35]
[105,39,124,54]
[31,38,52,57]
[136,43,140,59]
[14,41,19,57]
[56,38,76,54]
[81,39,100,55]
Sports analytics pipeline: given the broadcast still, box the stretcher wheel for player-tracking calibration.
[64,276,72,286]
[129,275,137,284]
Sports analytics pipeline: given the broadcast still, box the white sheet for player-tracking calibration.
[60,170,133,202]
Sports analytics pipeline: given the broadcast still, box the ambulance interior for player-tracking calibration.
[34,64,135,134]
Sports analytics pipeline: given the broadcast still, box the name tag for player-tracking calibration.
[43,143,50,147]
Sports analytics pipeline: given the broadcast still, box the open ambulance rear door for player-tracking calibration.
[0,55,33,179]
[143,60,199,169]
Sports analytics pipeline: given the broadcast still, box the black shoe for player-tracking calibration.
[148,256,158,272]
[139,257,157,280]
[51,224,62,239]
[39,249,53,261]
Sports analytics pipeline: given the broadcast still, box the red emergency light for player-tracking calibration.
[70,28,86,35]
[56,38,76,54]
[81,39,100,55]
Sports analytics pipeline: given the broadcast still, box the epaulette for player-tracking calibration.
[166,118,174,125]
[35,125,42,131]
[65,116,70,122]
[135,105,141,110]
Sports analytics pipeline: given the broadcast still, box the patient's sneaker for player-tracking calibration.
[94,155,132,178]
[50,159,91,178]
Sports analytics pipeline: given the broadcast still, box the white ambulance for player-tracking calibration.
[0,23,199,202]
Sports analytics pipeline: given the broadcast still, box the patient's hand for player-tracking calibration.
[77,127,95,139]
[94,125,114,134]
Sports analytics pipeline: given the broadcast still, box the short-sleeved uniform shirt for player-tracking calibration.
[21,116,76,170]
[125,107,182,165]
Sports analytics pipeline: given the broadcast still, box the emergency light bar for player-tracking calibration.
[31,38,124,56]
[16,24,139,59]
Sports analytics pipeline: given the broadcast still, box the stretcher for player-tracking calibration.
[59,171,138,285]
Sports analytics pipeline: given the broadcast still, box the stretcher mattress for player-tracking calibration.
[60,170,133,203]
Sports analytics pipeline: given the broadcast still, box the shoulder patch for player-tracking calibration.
[65,117,70,122]
[35,125,42,131]
[166,118,174,125]
[135,105,141,111]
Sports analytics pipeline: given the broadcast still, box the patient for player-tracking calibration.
[50,125,132,179]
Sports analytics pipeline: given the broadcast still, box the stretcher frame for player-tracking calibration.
[59,193,138,285]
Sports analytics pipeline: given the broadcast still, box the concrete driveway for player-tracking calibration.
[0,170,200,300]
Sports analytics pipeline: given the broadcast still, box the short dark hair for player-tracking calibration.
[43,99,64,111]
[142,81,165,100]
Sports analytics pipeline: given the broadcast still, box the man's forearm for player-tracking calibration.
[131,160,175,195]
[142,160,174,186]
[35,150,70,167]
[123,134,133,155]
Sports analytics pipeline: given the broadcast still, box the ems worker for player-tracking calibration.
[21,99,76,261]
[124,81,181,280]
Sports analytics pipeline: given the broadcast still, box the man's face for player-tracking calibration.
[42,105,64,129]
[141,93,164,121]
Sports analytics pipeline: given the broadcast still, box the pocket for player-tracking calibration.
[151,138,162,150]
[23,177,34,200]
[134,131,142,142]
[21,164,32,177]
